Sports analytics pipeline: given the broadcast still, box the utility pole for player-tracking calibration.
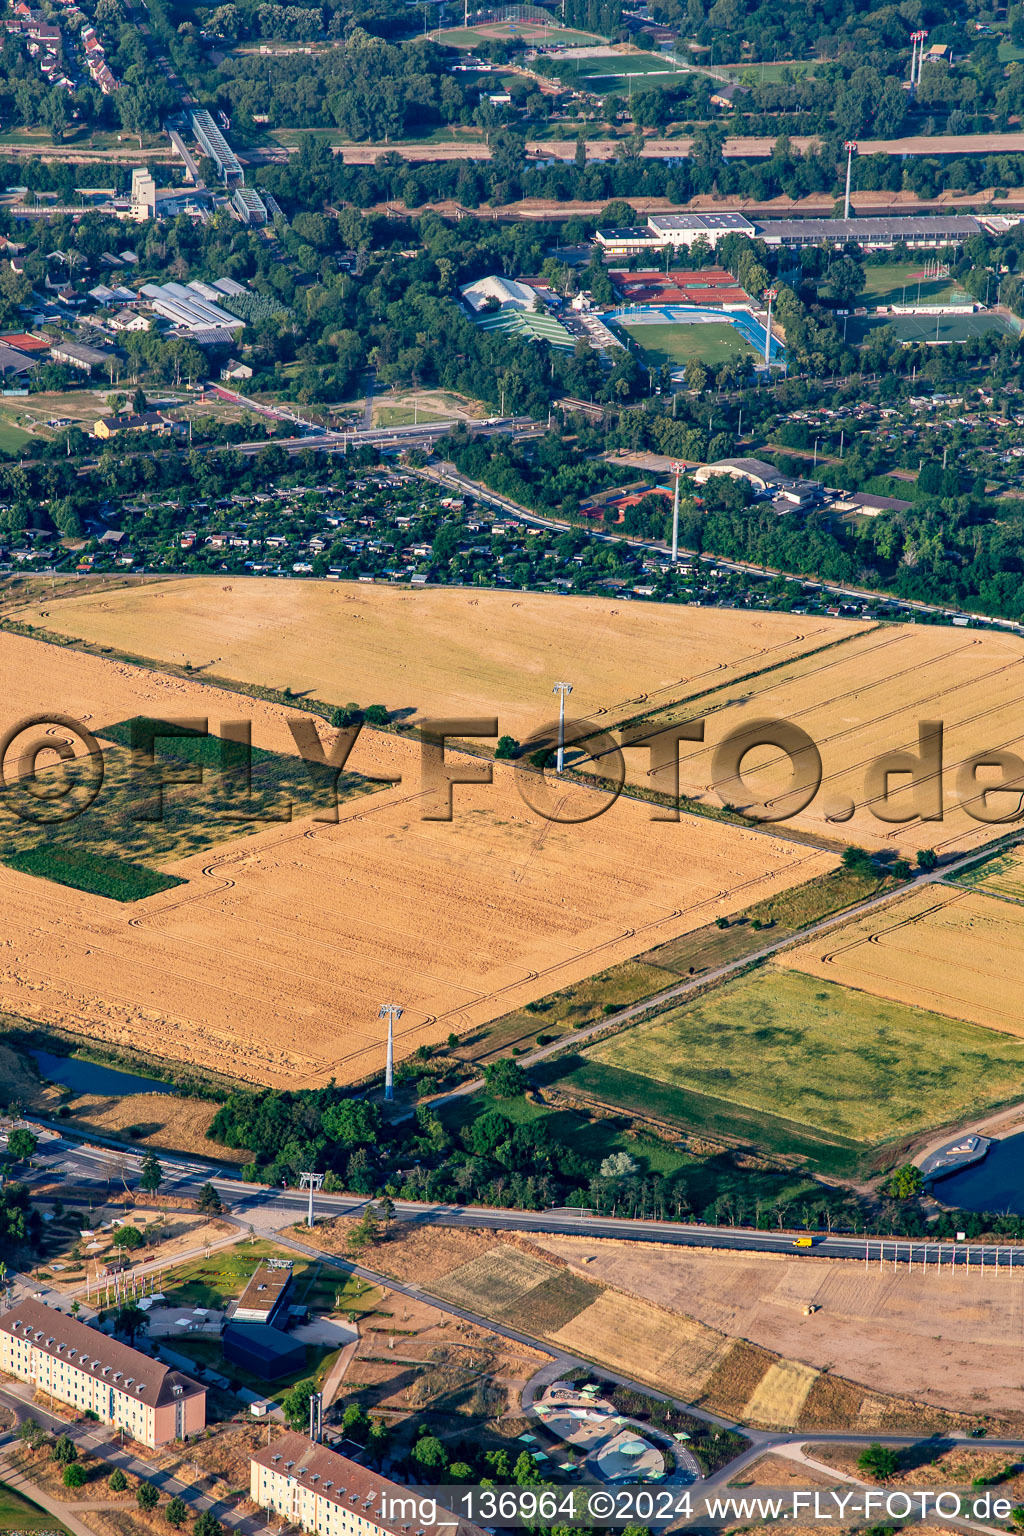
[762,287,777,370]
[552,682,572,772]
[843,141,857,221]
[379,1004,403,1100]
[299,1171,323,1228]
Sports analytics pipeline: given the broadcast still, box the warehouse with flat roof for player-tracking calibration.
[753,215,982,248]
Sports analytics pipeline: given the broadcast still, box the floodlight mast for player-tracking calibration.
[762,287,778,370]
[379,1003,403,1100]
[552,682,573,772]
[843,141,857,221]
[671,461,683,563]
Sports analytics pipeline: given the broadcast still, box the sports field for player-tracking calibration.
[612,621,1024,855]
[578,52,695,88]
[619,318,756,368]
[860,261,965,308]
[580,968,1024,1145]
[849,312,1013,345]
[15,578,860,745]
[437,19,601,45]
[0,629,838,1089]
[781,884,1024,1039]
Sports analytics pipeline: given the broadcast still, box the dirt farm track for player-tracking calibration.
[0,627,837,1088]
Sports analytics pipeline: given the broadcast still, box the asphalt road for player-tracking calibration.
[418,463,1023,634]
[17,1132,1023,1272]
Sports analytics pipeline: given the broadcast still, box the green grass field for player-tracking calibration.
[0,713,380,900]
[2,845,183,901]
[374,406,444,427]
[953,848,1024,904]
[462,865,891,1065]
[437,21,601,45]
[157,1242,357,1312]
[582,969,1024,1148]
[0,418,35,453]
[730,60,820,80]
[860,262,964,308]
[0,1479,72,1533]
[442,1081,696,1177]
[849,312,1013,346]
[619,320,755,368]
[581,52,694,87]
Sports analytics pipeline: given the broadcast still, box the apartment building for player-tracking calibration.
[251,1434,486,1536]
[0,1300,205,1447]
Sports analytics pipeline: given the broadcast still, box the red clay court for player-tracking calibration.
[611,268,750,307]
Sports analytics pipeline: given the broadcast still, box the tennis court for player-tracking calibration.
[848,312,1015,345]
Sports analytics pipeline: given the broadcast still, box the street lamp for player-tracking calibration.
[552,682,572,773]
[671,461,683,563]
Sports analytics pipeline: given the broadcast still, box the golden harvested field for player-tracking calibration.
[743,1360,818,1429]
[616,622,1024,852]
[546,1288,733,1400]
[13,576,862,744]
[780,884,1024,1037]
[0,631,834,1087]
[956,844,1024,902]
[529,1234,1024,1416]
[52,1090,249,1162]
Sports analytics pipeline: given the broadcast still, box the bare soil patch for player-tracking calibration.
[528,1234,1024,1418]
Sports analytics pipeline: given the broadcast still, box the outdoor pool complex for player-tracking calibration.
[607,304,785,367]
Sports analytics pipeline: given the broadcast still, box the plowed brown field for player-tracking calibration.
[0,631,835,1087]
[529,1234,1024,1415]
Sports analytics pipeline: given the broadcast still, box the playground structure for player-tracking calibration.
[531,1381,698,1484]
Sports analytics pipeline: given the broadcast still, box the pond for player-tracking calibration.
[935,1133,1024,1214]
[29,1049,176,1099]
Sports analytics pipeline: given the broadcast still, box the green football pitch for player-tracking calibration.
[849,311,1015,345]
[860,261,965,308]
[619,319,756,368]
